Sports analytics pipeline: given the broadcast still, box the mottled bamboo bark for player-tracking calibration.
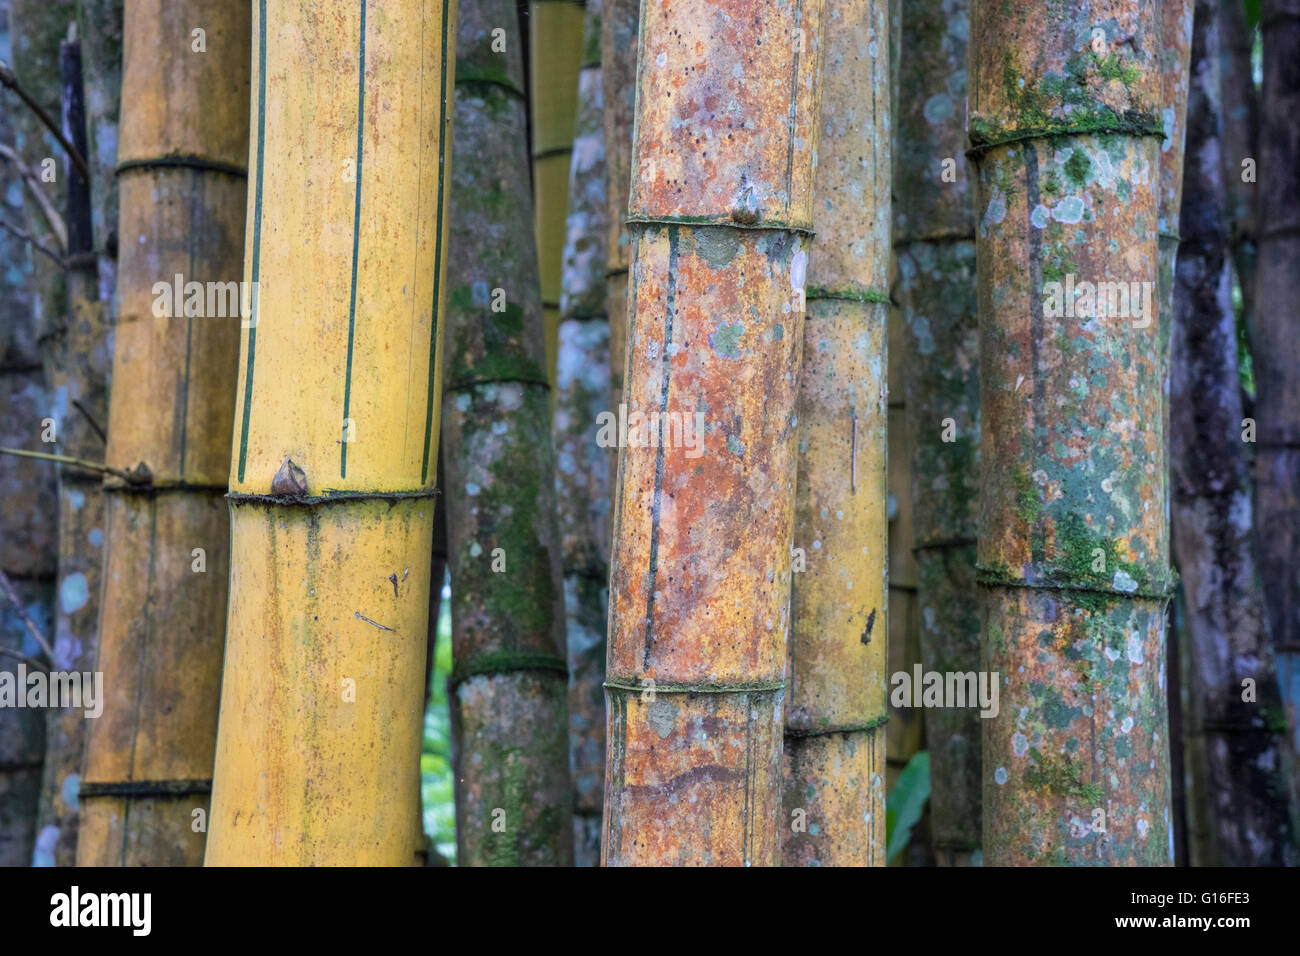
[78,0,247,867]
[602,0,824,866]
[553,0,608,868]
[1172,0,1295,866]
[206,0,452,866]
[11,0,72,340]
[1156,0,1192,873]
[601,0,635,468]
[1173,581,1209,864]
[780,0,888,868]
[75,0,122,302]
[1156,0,1191,431]
[894,0,981,866]
[1256,0,1300,782]
[530,0,586,389]
[883,0,925,863]
[0,372,54,867]
[443,0,572,867]
[9,0,101,869]
[0,2,57,862]
[1216,0,1258,342]
[32,27,106,868]
[971,0,1173,865]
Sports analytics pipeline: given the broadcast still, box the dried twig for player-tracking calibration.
[850,412,858,494]
[0,216,65,268]
[0,62,90,182]
[71,400,107,445]
[0,643,49,672]
[0,141,68,252]
[0,446,146,484]
[0,568,55,665]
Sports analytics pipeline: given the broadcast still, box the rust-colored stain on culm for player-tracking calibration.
[602,0,825,866]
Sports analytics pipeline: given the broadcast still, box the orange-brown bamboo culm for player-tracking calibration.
[601,0,825,866]
[75,0,248,867]
[781,0,890,867]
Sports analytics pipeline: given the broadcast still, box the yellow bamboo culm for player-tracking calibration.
[530,0,586,389]
[782,0,890,868]
[77,0,249,867]
[204,0,455,866]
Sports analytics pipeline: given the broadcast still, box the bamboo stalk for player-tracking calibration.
[32,29,107,866]
[971,0,1173,865]
[10,0,72,345]
[600,0,635,487]
[1216,0,1258,345]
[602,0,825,866]
[894,0,981,866]
[7,0,84,869]
[1172,0,1296,865]
[74,0,122,265]
[883,0,928,865]
[1256,0,1300,796]
[205,0,455,866]
[529,0,586,391]
[0,69,57,851]
[77,0,248,867]
[443,0,572,868]
[552,0,608,867]
[781,0,889,868]
[1156,0,1194,870]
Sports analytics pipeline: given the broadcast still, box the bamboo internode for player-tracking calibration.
[602,0,825,866]
[971,0,1173,865]
[205,0,453,866]
[895,0,982,865]
[782,0,890,868]
[443,0,573,868]
[78,0,248,867]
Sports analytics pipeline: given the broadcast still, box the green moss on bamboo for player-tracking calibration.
[1024,746,1104,803]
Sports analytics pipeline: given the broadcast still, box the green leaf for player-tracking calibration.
[885,751,931,864]
[1244,0,1261,29]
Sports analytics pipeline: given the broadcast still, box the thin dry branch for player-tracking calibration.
[0,61,90,182]
[0,568,55,665]
[0,446,146,485]
[0,141,68,252]
[0,216,65,268]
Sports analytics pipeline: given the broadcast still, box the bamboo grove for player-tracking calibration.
[0,0,1295,869]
